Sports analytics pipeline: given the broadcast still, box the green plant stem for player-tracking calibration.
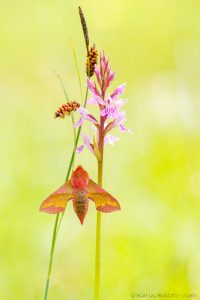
[65,85,88,181]
[53,71,77,169]
[53,70,70,102]
[94,115,104,300]
[94,162,102,300]
[44,213,59,300]
[95,214,101,300]
[71,43,83,102]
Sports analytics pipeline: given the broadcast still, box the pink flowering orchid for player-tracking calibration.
[74,107,99,128]
[77,125,120,154]
[75,52,130,158]
[76,126,97,154]
[87,94,105,106]
[110,83,126,100]
[81,132,94,153]
[100,97,128,119]
[104,134,119,145]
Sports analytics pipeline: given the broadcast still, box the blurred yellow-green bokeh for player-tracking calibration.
[1,0,200,299]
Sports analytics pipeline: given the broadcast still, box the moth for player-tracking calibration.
[40,165,121,224]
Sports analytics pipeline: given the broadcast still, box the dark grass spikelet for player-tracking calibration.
[86,45,98,77]
[78,6,89,53]
[55,101,80,119]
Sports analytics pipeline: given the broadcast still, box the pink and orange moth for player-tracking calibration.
[40,165,120,224]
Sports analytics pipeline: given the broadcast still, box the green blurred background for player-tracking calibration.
[1,0,200,299]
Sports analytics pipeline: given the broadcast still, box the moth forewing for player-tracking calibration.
[40,180,73,214]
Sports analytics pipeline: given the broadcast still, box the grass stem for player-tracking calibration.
[44,213,59,300]
[71,42,83,102]
[94,158,103,300]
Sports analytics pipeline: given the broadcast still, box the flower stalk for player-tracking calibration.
[44,213,59,300]
[94,111,105,300]
[95,163,103,300]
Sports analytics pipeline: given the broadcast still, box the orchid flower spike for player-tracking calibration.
[75,51,130,158]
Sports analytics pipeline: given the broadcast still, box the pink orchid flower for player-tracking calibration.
[76,126,97,154]
[104,134,119,146]
[75,52,130,158]
[77,126,120,155]
[74,107,99,128]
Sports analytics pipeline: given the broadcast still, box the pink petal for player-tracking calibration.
[82,132,94,153]
[115,98,128,108]
[75,107,99,126]
[94,65,101,79]
[87,95,104,106]
[77,107,88,116]
[101,106,116,117]
[104,134,119,145]
[97,96,105,105]
[76,144,85,153]
[102,53,108,65]
[87,78,96,94]
[87,96,99,105]
[111,83,126,100]
[86,114,99,125]
[114,110,126,125]
[119,124,131,133]
[100,60,105,73]
[100,108,108,117]
[74,117,84,128]
[109,72,115,82]
[106,63,111,74]
[105,95,113,106]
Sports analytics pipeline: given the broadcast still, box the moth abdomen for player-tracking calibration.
[73,191,89,224]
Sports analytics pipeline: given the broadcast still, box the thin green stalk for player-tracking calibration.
[94,160,103,300]
[54,70,77,167]
[65,85,88,181]
[71,42,83,102]
[44,213,59,300]
[94,115,104,300]
[95,213,101,300]
[53,70,70,102]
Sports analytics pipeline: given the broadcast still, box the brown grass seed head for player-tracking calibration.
[86,45,98,77]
